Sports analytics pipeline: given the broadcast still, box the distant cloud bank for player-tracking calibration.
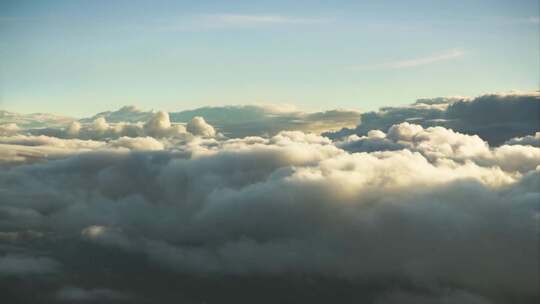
[327,92,540,145]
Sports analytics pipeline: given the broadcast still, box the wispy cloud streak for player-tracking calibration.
[349,49,465,71]
[147,14,329,32]
[204,14,327,25]
[526,16,540,24]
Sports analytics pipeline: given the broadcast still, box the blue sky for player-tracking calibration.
[0,0,538,116]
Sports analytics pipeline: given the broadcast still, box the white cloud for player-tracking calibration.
[349,49,465,70]
[24,111,213,142]
[186,116,216,137]
[203,14,328,26]
[0,93,539,303]
[144,14,329,32]
[339,122,540,174]
[526,16,540,24]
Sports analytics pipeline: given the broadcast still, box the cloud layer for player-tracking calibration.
[0,92,539,303]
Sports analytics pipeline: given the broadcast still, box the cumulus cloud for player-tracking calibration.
[0,112,219,166]
[0,123,539,302]
[73,104,361,138]
[2,105,361,139]
[328,92,540,145]
[0,93,539,303]
[186,116,216,137]
[50,111,191,140]
[338,122,540,173]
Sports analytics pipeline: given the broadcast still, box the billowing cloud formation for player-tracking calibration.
[328,92,540,145]
[338,122,540,173]
[6,106,360,140]
[1,122,539,303]
[186,116,216,137]
[0,93,538,303]
[76,104,361,138]
[31,111,191,141]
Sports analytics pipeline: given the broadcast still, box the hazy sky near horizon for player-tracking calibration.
[0,0,538,116]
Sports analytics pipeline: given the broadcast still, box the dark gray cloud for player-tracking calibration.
[374,289,493,304]
[327,92,540,145]
[505,132,540,147]
[0,255,60,276]
[56,287,132,303]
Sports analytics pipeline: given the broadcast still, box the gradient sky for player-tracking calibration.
[0,0,538,116]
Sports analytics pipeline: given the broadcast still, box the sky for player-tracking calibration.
[0,2,539,301]
[0,0,538,116]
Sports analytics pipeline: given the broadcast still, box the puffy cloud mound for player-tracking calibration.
[0,121,539,303]
[186,116,216,137]
[338,122,540,173]
[328,92,540,145]
[36,111,192,140]
[77,104,361,137]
